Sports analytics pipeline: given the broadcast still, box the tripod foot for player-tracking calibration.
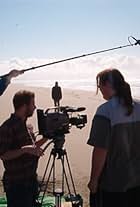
[65,194,83,207]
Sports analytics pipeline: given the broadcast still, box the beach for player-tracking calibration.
[0,83,105,206]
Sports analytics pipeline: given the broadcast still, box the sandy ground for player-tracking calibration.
[0,83,104,206]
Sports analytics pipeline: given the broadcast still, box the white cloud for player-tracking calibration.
[1,54,140,92]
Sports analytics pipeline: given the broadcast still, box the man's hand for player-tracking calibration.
[22,145,44,157]
[8,69,24,79]
[0,145,43,161]
[88,179,98,194]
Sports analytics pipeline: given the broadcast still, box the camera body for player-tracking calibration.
[37,106,87,139]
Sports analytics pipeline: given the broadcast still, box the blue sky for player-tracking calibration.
[0,0,140,60]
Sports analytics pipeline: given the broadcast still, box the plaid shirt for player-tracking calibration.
[0,114,38,184]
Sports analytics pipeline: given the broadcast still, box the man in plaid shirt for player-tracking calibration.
[0,90,48,207]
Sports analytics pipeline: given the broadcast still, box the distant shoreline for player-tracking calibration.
[11,80,140,99]
[12,81,96,93]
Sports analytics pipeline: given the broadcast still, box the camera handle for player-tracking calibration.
[36,144,83,207]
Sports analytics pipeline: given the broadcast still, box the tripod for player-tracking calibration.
[36,137,83,207]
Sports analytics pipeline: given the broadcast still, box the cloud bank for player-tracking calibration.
[1,54,140,92]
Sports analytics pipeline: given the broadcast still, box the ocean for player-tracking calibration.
[13,78,140,98]
[13,79,96,91]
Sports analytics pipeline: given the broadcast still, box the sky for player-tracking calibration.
[0,0,140,91]
[0,0,140,59]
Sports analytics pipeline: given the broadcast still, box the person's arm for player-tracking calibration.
[5,69,24,84]
[27,124,48,148]
[0,148,25,161]
[35,137,48,147]
[52,87,55,99]
[0,69,24,95]
[88,147,108,193]
[59,87,62,99]
[0,76,9,95]
[0,145,44,161]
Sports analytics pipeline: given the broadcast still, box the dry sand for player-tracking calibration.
[0,83,104,206]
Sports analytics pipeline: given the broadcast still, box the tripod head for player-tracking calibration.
[47,134,66,159]
[53,135,65,151]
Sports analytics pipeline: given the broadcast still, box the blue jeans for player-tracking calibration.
[4,181,38,207]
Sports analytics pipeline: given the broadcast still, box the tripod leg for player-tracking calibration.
[60,151,83,207]
[60,154,72,196]
[60,151,77,195]
[65,152,77,195]
[38,152,52,195]
[37,152,57,206]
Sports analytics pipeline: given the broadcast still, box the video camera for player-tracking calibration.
[37,106,87,139]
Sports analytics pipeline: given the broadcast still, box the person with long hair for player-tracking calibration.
[87,68,140,207]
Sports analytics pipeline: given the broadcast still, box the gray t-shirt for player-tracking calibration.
[87,96,140,192]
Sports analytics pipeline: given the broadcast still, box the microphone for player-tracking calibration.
[63,106,86,112]
[76,107,86,112]
[131,36,140,45]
